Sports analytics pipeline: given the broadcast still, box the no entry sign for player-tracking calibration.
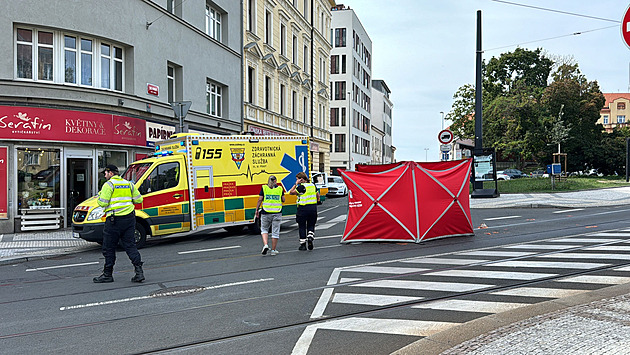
[622,4,630,49]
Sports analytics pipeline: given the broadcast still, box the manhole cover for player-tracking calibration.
[150,285,205,298]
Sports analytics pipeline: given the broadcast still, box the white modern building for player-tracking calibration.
[370,79,394,164]
[329,4,372,173]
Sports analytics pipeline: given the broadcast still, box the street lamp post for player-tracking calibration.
[440,111,445,130]
[424,148,430,162]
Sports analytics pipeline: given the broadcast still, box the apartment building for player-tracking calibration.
[243,0,335,174]
[329,4,372,173]
[598,93,630,133]
[370,79,394,164]
[0,0,242,233]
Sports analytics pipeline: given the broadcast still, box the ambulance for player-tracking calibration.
[72,134,326,247]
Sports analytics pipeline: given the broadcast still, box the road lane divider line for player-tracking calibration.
[177,245,241,255]
[483,215,521,221]
[60,278,273,311]
[26,261,99,272]
[553,209,584,214]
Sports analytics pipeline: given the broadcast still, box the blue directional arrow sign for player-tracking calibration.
[280,145,309,189]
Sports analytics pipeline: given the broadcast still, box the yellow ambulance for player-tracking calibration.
[72,134,326,247]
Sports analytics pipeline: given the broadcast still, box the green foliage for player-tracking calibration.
[475,176,630,193]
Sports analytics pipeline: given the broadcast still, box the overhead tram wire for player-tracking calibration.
[484,24,619,53]
[491,0,620,23]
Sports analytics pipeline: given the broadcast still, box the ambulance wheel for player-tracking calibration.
[248,217,261,234]
[134,223,147,249]
[224,225,245,233]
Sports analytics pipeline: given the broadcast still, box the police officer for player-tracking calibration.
[93,165,145,283]
[289,172,319,251]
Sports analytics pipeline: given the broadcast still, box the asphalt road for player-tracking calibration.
[2,198,630,354]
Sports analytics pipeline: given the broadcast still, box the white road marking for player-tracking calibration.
[426,270,557,280]
[585,246,630,251]
[343,266,429,274]
[457,251,535,257]
[25,261,99,272]
[553,209,584,214]
[310,288,333,319]
[539,253,630,260]
[490,260,610,269]
[589,232,630,237]
[550,238,621,243]
[557,275,630,284]
[614,265,630,271]
[399,257,489,265]
[483,215,521,221]
[412,299,528,313]
[60,278,273,311]
[332,293,423,306]
[351,280,494,292]
[339,278,362,283]
[491,287,587,298]
[177,245,241,255]
[315,317,456,336]
[502,244,581,250]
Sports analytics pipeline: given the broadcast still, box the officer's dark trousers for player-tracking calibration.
[296,205,317,241]
[102,213,142,269]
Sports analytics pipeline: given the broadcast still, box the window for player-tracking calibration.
[334,28,346,47]
[167,65,175,103]
[603,115,609,124]
[167,0,175,14]
[206,5,222,41]
[303,96,308,123]
[320,56,325,82]
[247,0,256,33]
[292,35,298,65]
[292,91,297,120]
[341,107,346,126]
[618,115,626,124]
[15,28,124,91]
[618,102,626,110]
[265,10,272,45]
[146,162,180,194]
[331,55,339,74]
[279,84,286,116]
[303,45,308,73]
[334,81,346,100]
[303,0,308,19]
[341,55,346,74]
[331,108,339,126]
[247,66,255,104]
[206,81,223,117]
[334,134,346,152]
[280,23,287,57]
[265,76,272,110]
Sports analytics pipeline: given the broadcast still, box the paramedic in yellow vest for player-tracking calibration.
[289,171,319,251]
[93,165,145,283]
[255,175,285,256]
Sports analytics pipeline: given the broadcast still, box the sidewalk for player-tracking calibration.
[0,228,97,265]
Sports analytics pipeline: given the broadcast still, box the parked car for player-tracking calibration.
[496,172,511,181]
[325,176,348,196]
[498,169,526,179]
[530,169,546,178]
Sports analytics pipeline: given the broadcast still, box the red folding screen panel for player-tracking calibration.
[340,159,474,243]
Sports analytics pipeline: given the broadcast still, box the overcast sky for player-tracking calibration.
[338,0,630,162]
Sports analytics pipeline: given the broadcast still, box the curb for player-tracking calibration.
[391,282,630,355]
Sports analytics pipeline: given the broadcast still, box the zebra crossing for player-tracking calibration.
[291,229,630,354]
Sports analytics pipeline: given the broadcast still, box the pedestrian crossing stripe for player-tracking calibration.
[312,317,456,336]
[557,275,630,284]
[490,287,587,298]
[351,280,494,292]
[400,257,489,265]
[489,260,610,269]
[412,299,529,313]
[332,293,423,306]
[502,244,580,250]
[342,266,429,274]
[457,250,536,257]
[540,253,630,260]
[550,238,621,243]
[426,270,557,280]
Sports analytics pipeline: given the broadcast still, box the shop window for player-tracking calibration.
[17,148,61,210]
[98,150,127,189]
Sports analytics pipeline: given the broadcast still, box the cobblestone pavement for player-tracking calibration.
[0,228,97,264]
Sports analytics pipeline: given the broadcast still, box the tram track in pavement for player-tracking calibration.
[3,225,630,351]
[2,209,630,306]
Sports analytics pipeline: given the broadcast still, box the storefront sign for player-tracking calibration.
[0,106,146,147]
[0,147,7,219]
[146,121,175,147]
[248,125,282,136]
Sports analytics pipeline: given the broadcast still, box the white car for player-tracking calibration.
[326,176,348,196]
[496,172,511,181]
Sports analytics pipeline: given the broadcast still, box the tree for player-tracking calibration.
[447,84,475,140]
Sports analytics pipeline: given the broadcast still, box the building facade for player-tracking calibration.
[598,93,630,133]
[243,0,334,174]
[329,4,372,173]
[370,79,394,164]
[0,0,243,233]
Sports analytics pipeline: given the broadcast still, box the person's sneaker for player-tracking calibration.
[270,249,279,256]
[261,245,269,255]
[298,243,307,251]
[307,235,314,250]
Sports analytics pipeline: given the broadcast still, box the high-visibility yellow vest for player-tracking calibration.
[297,183,317,206]
[97,175,143,216]
[262,185,283,213]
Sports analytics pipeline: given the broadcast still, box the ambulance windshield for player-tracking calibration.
[122,163,151,183]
